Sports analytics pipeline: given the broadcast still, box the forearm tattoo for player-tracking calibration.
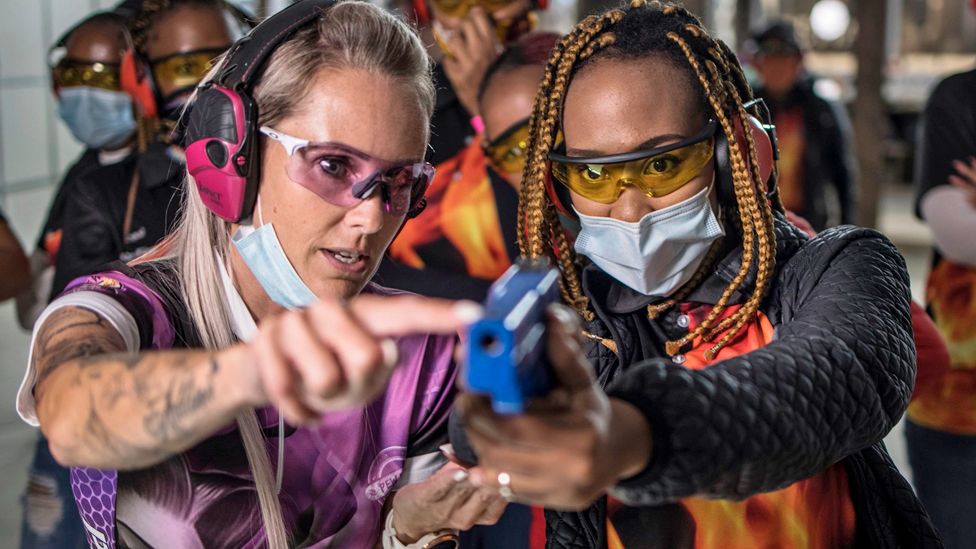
[33,308,120,391]
[33,307,225,465]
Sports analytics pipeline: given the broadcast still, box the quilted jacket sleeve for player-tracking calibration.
[606,226,915,505]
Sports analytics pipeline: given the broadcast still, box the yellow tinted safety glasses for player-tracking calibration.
[484,117,530,175]
[54,59,121,91]
[549,119,717,203]
[150,48,224,91]
[485,118,563,176]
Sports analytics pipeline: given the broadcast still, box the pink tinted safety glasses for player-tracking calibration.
[260,126,434,217]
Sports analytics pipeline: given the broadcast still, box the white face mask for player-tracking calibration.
[231,199,317,310]
[573,185,724,297]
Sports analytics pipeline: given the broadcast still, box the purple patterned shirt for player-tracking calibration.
[21,266,458,548]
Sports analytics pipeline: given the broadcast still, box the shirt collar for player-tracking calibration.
[98,145,134,166]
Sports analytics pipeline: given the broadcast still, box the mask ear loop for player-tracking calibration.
[255,195,266,227]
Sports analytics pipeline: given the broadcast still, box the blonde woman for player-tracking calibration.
[17,2,506,547]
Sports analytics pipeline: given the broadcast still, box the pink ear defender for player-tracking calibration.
[185,86,257,221]
[183,0,338,223]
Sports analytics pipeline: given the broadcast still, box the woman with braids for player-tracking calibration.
[455,2,941,548]
[18,2,507,547]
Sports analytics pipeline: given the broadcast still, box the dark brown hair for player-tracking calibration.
[129,0,245,56]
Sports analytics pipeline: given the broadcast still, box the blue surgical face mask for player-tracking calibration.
[573,185,724,297]
[56,87,136,150]
[231,202,317,310]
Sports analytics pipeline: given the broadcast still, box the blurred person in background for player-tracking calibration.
[406,0,543,166]
[392,32,560,549]
[17,11,135,549]
[16,11,135,330]
[480,33,558,194]
[20,4,239,544]
[377,0,547,300]
[50,0,244,297]
[0,207,31,303]
[909,39,976,548]
[749,20,857,231]
[377,32,557,303]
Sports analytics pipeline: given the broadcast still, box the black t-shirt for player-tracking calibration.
[914,68,976,217]
[52,142,184,296]
[36,148,103,250]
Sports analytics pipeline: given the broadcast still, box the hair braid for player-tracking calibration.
[518,9,626,320]
[713,38,786,215]
[680,30,777,358]
[661,30,760,356]
[130,0,171,54]
[698,52,777,346]
[130,0,231,56]
[645,239,723,319]
[516,36,568,256]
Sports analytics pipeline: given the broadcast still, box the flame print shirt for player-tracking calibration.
[910,68,976,435]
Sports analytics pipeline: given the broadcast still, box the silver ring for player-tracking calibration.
[497,472,513,499]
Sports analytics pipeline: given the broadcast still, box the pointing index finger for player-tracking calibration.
[347,295,483,338]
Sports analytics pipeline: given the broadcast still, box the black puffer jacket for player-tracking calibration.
[544,215,941,548]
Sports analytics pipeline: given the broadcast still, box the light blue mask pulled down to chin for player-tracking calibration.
[231,208,317,310]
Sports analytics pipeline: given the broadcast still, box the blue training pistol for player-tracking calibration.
[464,259,561,414]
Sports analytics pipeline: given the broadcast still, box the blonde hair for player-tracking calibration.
[140,3,434,546]
[519,0,778,360]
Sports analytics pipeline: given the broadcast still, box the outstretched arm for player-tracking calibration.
[34,306,250,470]
[33,294,480,470]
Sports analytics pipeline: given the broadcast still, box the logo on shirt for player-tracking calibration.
[90,275,122,290]
[364,446,406,501]
[124,226,147,244]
